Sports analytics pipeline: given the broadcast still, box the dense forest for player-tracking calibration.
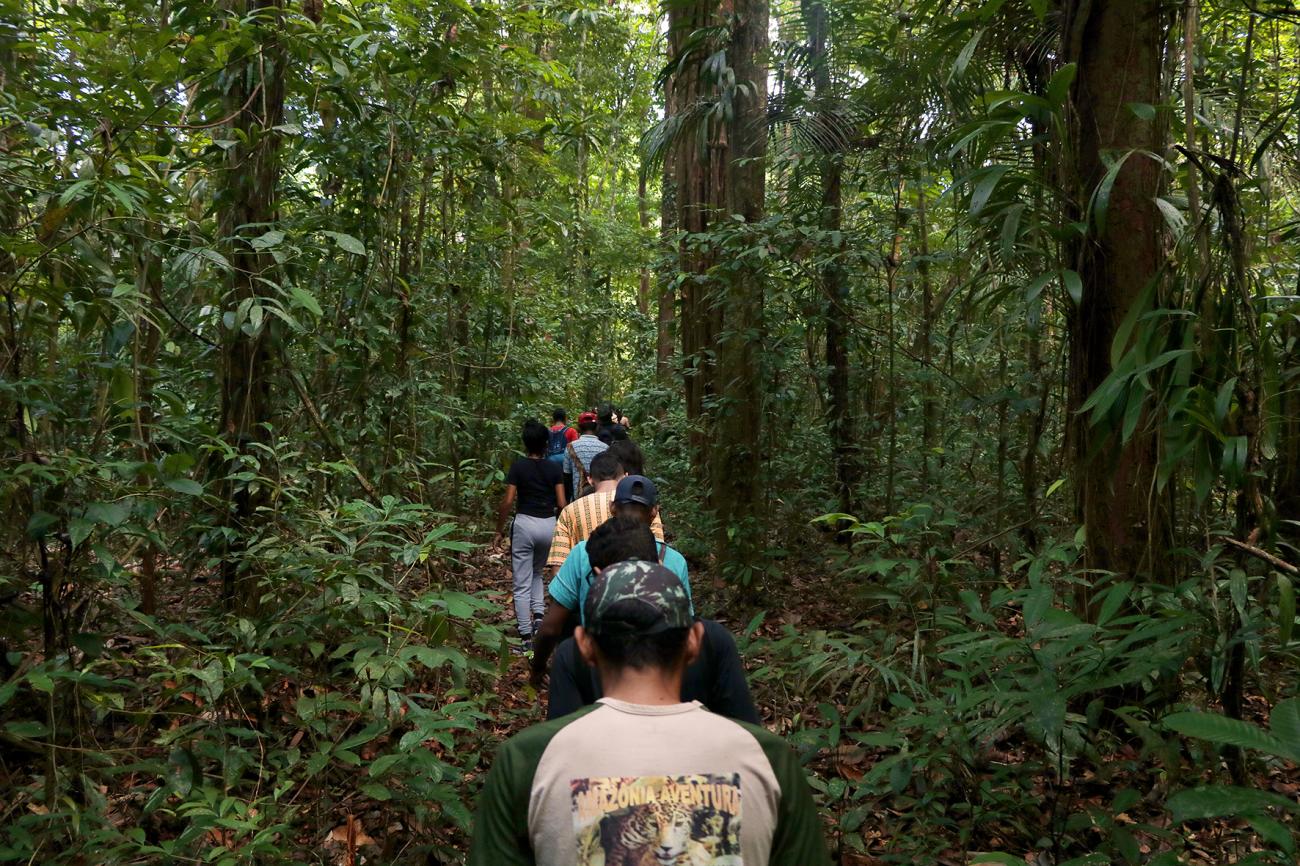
[3,0,1300,863]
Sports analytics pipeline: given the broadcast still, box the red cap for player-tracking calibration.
[578,411,598,424]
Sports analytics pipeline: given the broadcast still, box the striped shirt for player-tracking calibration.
[546,489,665,569]
[560,434,608,499]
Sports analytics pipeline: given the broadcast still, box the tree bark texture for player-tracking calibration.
[1063,0,1171,588]
[709,0,769,574]
[217,0,286,610]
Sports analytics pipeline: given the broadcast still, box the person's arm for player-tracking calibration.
[493,485,517,548]
[547,510,575,572]
[530,603,573,687]
[545,637,591,719]
[700,621,760,724]
[554,482,567,511]
[467,740,534,866]
[650,511,665,542]
[760,735,832,866]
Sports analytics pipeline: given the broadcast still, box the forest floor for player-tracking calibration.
[5,517,1298,865]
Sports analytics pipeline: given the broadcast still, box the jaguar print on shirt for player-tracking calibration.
[570,773,743,865]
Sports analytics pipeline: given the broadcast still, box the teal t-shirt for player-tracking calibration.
[548,540,692,623]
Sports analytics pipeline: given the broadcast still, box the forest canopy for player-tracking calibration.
[1,0,1299,864]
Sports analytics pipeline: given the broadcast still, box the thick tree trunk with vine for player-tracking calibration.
[217,0,285,611]
[709,0,769,576]
[669,0,727,476]
[1063,0,1170,596]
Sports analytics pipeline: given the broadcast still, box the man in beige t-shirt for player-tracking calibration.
[470,561,829,866]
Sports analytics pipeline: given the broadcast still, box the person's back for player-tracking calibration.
[545,408,578,464]
[469,562,828,866]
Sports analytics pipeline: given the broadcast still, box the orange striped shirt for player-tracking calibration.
[547,489,665,569]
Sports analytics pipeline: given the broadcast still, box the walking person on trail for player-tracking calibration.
[606,437,646,476]
[546,516,760,723]
[545,408,577,465]
[563,411,607,501]
[531,475,687,685]
[494,419,567,651]
[595,402,629,444]
[546,451,664,579]
[468,561,830,866]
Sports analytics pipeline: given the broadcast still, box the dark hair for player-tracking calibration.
[553,408,567,423]
[607,439,644,476]
[593,616,690,671]
[612,501,654,525]
[597,402,615,423]
[587,516,657,569]
[578,416,598,433]
[521,419,549,456]
[588,451,623,483]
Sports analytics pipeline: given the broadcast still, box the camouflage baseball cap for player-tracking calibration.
[584,560,693,636]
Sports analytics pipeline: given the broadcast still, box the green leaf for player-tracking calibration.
[26,511,58,539]
[1061,269,1082,304]
[1127,102,1156,121]
[1046,63,1077,108]
[289,286,324,317]
[7,720,50,738]
[1248,815,1295,853]
[1270,698,1300,756]
[322,231,367,256]
[1279,575,1296,646]
[1092,150,1137,235]
[69,517,94,548]
[1168,785,1300,823]
[164,478,205,496]
[1164,711,1298,761]
[970,855,1023,866]
[969,165,1011,216]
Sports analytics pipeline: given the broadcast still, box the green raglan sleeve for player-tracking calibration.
[467,737,533,866]
[468,707,600,866]
[743,725,832,866]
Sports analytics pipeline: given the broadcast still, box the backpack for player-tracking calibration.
[545,425,570,460]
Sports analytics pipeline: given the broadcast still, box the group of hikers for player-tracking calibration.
[476,405,829,865]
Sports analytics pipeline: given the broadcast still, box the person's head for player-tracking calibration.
[576,560,702,674]
[611,474,659,525]
[597,403,615,424]
[552,408,567,424]
[577,411,599,434]
[607,439,644,476]
[521,419,549,456]
[588,451,626,485]
[586,515,658,570]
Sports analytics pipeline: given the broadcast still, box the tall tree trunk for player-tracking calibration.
[669,0,727,474]
[1063,0,1170,596]
[217,0,286,612]
[804,0,855,515]
[709,0,769,576]
[637,172,651,317]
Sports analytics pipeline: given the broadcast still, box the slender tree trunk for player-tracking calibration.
[916,187,935,489]
[1063,0,1171,597]
[637,172,651,317]
[805,0,855,515]
[656,155,677,384]
[217,0,286,612]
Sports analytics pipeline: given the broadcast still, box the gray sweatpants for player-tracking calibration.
[510,513,555,635]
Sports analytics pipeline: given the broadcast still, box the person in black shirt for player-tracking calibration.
[494,419,566,650]
[543,518,760,723]
[595,402,629,444]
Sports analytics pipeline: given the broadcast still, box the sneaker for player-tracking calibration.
[511,635,533,657]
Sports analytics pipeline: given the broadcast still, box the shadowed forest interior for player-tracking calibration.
[2,0,1300,863]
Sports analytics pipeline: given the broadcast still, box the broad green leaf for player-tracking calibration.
[1046,63,1077,108]
[1061,269,1082,304]
[289,285,324,316]
[164,478,205,496]
[1164,711,1298,761]
[1270,698,1300,755]
[969,165,1011,216]
[322,230,367,256]
[1168,785,1300,823]
[1278,575,1296,646]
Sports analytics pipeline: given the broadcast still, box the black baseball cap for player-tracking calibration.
[614,475,658,508]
